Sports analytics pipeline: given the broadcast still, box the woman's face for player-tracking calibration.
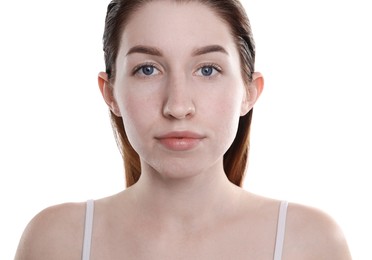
[107,1,256,179]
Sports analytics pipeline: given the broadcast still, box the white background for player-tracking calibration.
[1,0,371,259]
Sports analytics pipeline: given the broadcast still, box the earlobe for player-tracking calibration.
[98,72,121,116]
[240,98,250,116]
[240,72,264,116]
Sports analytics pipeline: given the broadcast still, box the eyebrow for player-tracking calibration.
[126,45,163,56]
[126,44,228,57]
[192,45,229,56]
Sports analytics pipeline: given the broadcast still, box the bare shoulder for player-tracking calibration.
[15,202,86,260]
[284,202,352,259]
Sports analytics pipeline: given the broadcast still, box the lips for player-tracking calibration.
[155,131,204,151]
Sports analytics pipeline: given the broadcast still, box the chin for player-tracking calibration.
[144,161,204,180]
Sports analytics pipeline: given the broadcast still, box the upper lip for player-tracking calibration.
[155,131,205,139]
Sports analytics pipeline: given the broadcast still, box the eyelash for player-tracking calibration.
[131,62,223,78]
[195,63,222,78]
[132,62,161,77]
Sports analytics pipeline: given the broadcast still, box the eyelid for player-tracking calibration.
[131,62,222,77]
[132,62,162,76]
[194,63,223,76]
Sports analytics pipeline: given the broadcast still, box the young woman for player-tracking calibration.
[15,0,351,259]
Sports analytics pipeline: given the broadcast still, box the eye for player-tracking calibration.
[133,64,161,77]
[195,64,221,77]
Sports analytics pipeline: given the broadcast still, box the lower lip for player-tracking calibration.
[157,137,202,151]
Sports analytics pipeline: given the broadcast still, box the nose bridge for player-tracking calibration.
[163,70,195,119]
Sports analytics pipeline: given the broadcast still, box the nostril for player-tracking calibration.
[163,102,196,119]
[162,77,196,119]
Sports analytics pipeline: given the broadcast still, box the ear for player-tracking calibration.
[241,72,264,116]
[98,72,121,116]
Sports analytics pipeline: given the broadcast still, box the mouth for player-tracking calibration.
[155,131,205,151]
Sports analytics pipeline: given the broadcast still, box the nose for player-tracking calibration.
[162,75,196,119]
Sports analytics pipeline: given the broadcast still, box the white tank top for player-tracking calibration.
[81,200,288,260]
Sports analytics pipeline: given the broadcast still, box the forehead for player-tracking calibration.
[120,1,236,54]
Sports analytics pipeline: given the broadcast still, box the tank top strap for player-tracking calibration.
[273,201,289,260]
[80,199,288,260]
[82,199,94,260]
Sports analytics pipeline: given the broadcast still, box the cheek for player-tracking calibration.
[215,82,244,117]
[219,105,241,140]
[115,89,158,147]
[208,88,243,143]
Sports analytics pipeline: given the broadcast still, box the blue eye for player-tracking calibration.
[134,64,160,77]
[201,66,213,76]
[141,65,155,75]
[196,64,221,77]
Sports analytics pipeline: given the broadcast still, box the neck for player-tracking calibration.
[128,161,242,228]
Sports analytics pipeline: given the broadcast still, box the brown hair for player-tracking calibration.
[102,0,256,187]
